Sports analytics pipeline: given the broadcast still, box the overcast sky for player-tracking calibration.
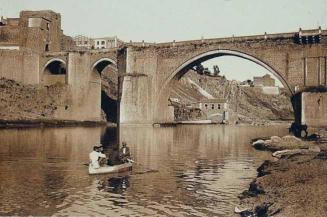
[1,0,326,84]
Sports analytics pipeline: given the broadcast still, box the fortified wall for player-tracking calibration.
[0,11,103,123]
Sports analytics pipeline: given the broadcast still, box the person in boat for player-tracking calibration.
[119,142,131,163]
[89,145,107,169]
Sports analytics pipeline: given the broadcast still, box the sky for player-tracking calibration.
[1,0,326,85]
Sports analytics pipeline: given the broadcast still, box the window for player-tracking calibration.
[211,104,214,110]
[97,41,100,45]
[45,44,49,51]
[84,41,88,45]
[205,104,208,109]
[28,18,42,27]
[46,23,50,30]
[218,104,221,109]
[101,41,105,45]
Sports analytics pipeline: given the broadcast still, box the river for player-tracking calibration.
[0,125,289,216]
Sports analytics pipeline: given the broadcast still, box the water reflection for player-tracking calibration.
[96,175,130,194]
[0,125,288,216]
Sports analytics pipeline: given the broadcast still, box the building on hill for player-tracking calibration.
[252,74,280,95]
[94,36,124,49]
[190,98,229,123]
[72,35,124,50]
[253,74,275,87]
[73,35,94,50]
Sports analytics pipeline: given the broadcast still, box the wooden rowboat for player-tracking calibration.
[89,162,133,175]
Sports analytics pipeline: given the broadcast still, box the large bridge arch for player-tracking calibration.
[154,49,294,123]
[160,49,293,97]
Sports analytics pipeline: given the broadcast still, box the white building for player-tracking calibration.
[94,36,123,49]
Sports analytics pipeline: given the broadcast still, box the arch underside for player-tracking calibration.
[43,58,67,75]
[93,58,118,123]
[168,49,292,95]
[154,49,294,123]
[92,58,117,74]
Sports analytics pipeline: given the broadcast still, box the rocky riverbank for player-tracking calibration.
[236,131,327,217]
[0,77,115,127]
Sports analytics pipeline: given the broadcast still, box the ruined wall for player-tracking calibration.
[0,26,20,46]
[0,50,40,84]
[301,92,327,127]
[19,10,62,52]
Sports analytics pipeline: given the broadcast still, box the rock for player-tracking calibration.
[255,203,269,216]
[281,135,302,144]
[235,207,255,217]
[272,147,320,159]
[257,160,271,177]
[252,139,267,150]
[270,135,282,143]
[308,145,321,152]
[249,180,265,194]
[234,206,249,213]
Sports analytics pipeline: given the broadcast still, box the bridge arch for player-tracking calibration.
[91,57,118,123]
[155,49,294,123]
[43,58,67,75]
[162,49,293,96]
[91,57,117,74]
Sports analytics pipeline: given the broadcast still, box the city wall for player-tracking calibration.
[0,50,40,84]
[0,51,104,122]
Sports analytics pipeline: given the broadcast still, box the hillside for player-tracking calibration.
[170,70,294,124]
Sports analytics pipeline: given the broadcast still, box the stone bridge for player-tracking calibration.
[1,28,326,127]
[119,29,327,127]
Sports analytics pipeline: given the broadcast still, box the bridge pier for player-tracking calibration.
[301,91,327,127]
[120,74,154,124]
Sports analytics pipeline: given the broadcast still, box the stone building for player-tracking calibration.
[0,10,72,52]
[191,98,229,123]
[253,74,275,87]
[73,35,94,50]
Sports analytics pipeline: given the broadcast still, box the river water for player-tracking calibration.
[0,125,288,216]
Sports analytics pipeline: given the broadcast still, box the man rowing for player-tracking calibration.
[119,142,131,163]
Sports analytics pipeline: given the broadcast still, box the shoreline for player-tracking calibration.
[0,119,117,129]
[236,132,327,216]
[0,119,291,129]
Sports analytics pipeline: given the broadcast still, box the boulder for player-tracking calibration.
[272,147,320,159]
[252,139,267,150]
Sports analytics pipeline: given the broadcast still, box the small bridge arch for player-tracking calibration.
[43,58,67,75]
[91,57,117,75]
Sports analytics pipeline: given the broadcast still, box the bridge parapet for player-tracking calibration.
[125,28,327,49]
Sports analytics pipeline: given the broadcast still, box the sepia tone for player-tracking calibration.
[0,2,326,217]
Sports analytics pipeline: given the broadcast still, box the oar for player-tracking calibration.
[127,158,158,174]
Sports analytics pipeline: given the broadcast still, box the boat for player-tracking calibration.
[89,162,133,175]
